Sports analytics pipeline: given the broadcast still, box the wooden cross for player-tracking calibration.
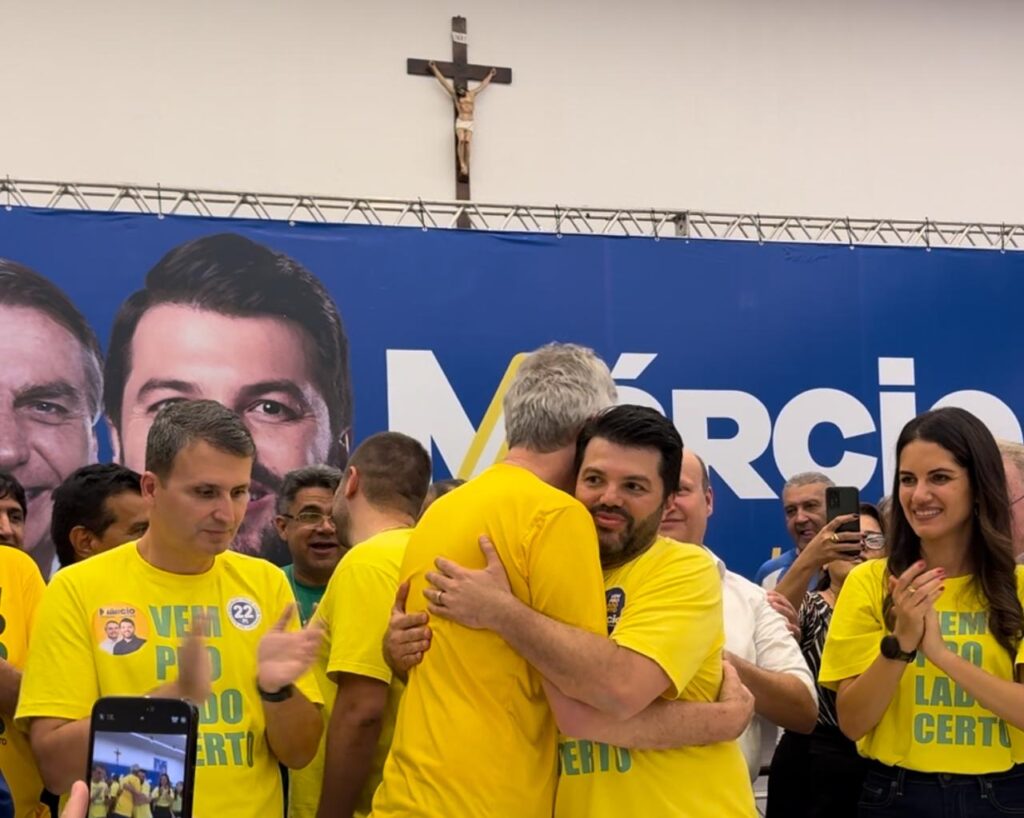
[407,16,512,225]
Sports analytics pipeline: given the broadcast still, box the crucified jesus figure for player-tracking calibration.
[429,61,497,178]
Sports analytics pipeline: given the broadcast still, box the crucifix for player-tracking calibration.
[407,16,512,225]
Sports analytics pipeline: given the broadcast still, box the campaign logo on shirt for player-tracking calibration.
[606,587,626,635]
[227,597,262,631]
[95,604,150,656]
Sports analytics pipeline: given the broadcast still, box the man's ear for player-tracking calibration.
[706,485,715,519]
[69,525,98,561]
[345,466,360,499]
[273,515,289,541]
[140,472,158,500]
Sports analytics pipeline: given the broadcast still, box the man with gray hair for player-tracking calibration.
[998,440,1024,559]
[370,343,619,818]
[275,465,344,626]
[755,472,837,590]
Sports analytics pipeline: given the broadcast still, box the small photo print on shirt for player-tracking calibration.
[95,604,150,656]
[606,587,626,635]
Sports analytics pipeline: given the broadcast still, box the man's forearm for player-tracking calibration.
[491,596,630,717]
[730,655,817,733]
[548,683,749,750]
[29,717,91,794]
[26,677,199,795]
[774,557,818,612]
[264,692,322,769]
[0,660,21,718]
[316,702,383,818]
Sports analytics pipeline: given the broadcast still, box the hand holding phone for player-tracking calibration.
[827,486,864,558]
[87,697,198,818]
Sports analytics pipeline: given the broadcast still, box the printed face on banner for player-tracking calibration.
[0,305,97,570]
[111,304,333,562]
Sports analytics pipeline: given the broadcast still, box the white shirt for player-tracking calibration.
[708,548,817,780]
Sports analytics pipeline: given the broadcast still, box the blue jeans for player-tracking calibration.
[859,761,1024,817]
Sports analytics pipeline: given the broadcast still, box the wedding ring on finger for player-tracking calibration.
[908,586,918,595]
[829,534,839,543]
[437,590,446,605]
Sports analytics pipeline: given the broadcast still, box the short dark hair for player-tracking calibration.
[348,432,432,519]
[120,618,134,626]
[146,400,255,479]
[277,465,343,514]
[858,501,881,527]
[103,233,352,463]
[0,472,26,517]
[575,405,683,501]
[51,464,143,568]
[0,258,103,418]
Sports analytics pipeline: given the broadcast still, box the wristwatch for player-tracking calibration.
[880,635,917,663]
[258,683,295,702]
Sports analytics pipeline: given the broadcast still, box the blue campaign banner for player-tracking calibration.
[0,205,1020,579]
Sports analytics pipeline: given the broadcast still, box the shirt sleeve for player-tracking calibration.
[15,571,100,728]
[269,569,324,707]
[611,548,722,698]
[751,586,817,703]
[20,556,45,635]
[524,503,607,637]
[818,562,886,690]
[323,557,395,685]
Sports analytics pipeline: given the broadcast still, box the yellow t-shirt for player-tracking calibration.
[15,542,323,817]
[0,546,48,818]
[87,780,109,818]
[295,527,412,818]
[152,785,174,807]
[126,777,151,818]
[110,778,135,817]
[371,463,607,818]
[555,537,756,818]
[819,558,1024,773]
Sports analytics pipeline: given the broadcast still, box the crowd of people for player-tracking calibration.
[86,766,184,818]
[0,342,1023,818]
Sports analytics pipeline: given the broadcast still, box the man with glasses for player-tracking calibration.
[275,466,345,626]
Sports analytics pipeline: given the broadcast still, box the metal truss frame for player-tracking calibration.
[2,177,1022,251]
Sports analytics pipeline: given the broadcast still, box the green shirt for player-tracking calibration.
[282,564,328,626]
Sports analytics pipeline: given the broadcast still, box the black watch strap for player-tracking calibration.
[880,635,917,663]
[258,682,295,702]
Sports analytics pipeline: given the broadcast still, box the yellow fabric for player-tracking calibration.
[555,537,756,818]
[15,542,323,817]
[125,777,151,818]
[87,780,109,818]
[372,464,607,818]
[819,558,1024,773]
[152,786,174,807]
[299,527,412,818]
[0,546,49,818]
[110,779,135,816]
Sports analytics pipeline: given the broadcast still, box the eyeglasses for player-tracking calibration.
[1012,494,1024,507]
[864,533,886,551]
[281,511,336,528]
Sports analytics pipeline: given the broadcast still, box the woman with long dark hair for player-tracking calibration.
[151,773,174,818]
[820,407,1024,815]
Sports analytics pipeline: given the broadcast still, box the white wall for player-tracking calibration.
[4,0,1022,222]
